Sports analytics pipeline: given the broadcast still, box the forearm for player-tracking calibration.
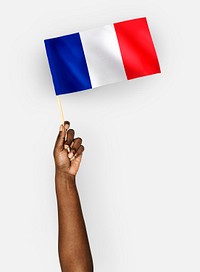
[55,170,93,272]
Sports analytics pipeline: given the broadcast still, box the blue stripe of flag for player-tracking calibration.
[44,33,92,95]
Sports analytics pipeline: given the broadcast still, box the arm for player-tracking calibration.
[53,121,93,272]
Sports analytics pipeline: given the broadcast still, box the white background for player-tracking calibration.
[0,0,200,271]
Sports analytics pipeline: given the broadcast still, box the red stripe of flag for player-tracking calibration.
[114,17,161,80]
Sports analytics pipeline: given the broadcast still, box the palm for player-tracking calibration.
[56,149,82,176]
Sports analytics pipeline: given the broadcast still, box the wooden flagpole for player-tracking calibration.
[57,96,65,125]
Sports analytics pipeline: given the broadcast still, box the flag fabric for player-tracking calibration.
[44,17,160,96]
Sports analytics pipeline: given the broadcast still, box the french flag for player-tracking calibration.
[44,17,160,95]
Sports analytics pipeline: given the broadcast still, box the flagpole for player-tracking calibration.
[57,96,65,125]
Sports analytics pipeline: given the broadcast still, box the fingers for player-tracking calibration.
[54,121,70,152]
[70,144,85,161]
[64,121,70,130]
[61,124,85,161]
[64,129,75,151]
[67,137,82,159]
[70,137,82,153]
[75,145,85,157]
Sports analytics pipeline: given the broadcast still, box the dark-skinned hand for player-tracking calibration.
[53,121,85,177]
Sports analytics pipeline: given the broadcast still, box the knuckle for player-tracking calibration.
[80,145,85,151]
[68,128,75,134]
[76,137,82,143]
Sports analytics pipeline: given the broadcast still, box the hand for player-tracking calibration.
[53,121,85,177]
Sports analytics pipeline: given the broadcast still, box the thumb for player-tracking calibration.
[54,125,66,152]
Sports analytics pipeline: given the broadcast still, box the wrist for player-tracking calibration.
[55,168,76,183]
[55,170,78,205]
[55,169,77,199]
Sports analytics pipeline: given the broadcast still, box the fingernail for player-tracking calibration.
[68,152,74,159]
[70,141,74,148]
[70,155,75,161]
[59,125,63,132]
[64,144,68,149]
[64,144,71,152]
